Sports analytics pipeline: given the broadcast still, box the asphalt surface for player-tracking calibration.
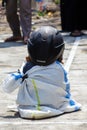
[0,33,87,130]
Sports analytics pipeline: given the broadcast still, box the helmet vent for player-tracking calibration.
[36,60,46,63]
[28,39,33,45]
[54,43,64,48]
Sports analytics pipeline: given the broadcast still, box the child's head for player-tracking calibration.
[27,26,65,65]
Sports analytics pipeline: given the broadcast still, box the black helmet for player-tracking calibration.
[27,26,64,65]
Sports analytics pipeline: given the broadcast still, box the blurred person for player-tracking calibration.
[60,0,87,36]
[2,26,81,119]
[2,0,31,43]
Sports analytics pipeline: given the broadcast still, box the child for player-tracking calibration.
[2,26,81,119]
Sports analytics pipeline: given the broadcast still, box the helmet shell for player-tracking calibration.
[27,26,64,65]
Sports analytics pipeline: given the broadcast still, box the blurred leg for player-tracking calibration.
[6,0,21,36]
[20,0,31,43]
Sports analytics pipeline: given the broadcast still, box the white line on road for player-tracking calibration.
[65,37,81,72]
[0,121,87,126]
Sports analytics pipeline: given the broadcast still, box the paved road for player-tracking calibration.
[0,34,87,130]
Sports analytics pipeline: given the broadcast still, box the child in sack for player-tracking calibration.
[2,26,81,119]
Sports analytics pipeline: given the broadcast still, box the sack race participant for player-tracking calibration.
[2,26,81,119]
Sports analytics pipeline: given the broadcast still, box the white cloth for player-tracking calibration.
[2,61,81,119]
